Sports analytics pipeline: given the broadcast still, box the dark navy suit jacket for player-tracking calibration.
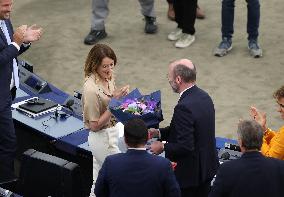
[95,149,181,197]
[210,152,284,197]
[0,19,29,181]
[160,85,219,188]
[0,19,28,109]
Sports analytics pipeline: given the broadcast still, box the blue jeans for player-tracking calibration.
[221,0,260,40]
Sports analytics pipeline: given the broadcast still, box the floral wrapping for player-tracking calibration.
[109,88,163,128]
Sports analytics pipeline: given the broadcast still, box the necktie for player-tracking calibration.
[0,20,19,89]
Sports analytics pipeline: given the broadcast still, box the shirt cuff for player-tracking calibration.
[11,42,20,51]
[158,129,161,139]
[162,141,166,151]
[23,42,31,47]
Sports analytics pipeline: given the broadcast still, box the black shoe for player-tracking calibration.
[84,29,107,45]
[144,16,157,34]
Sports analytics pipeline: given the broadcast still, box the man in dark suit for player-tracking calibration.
[94,118,181,197]
[210,120,284,197]
[0,0,42,183]
[150,59,219,197]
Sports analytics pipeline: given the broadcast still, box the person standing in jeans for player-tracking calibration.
[84,0,157,45]
[214,0,262,58]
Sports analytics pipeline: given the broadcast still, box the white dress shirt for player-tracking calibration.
[0,20,20,89]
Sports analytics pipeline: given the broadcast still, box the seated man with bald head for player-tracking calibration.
[149,59,219,197]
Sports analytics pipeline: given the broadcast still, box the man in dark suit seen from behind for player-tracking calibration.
[149,59,219,197]
[0,0,42,183]
[209,120,284,197]
[95,118,181,197]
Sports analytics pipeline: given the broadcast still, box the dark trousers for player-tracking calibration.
[11,86,17,101]
[0,98,17,183]
[181,181,211,197]
[173,0,197,35]
[168,0,200,6]
[221,0,260,40]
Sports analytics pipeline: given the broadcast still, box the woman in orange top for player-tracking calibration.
[250,86,284,160]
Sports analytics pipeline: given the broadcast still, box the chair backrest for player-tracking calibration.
[19,149,84,197]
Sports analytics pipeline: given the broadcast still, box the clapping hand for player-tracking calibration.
[250,106,267,131]
[13,25,27,46]
[23,24,43,43]
[113,85,129,99]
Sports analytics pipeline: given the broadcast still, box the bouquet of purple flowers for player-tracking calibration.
[109,89,163,127]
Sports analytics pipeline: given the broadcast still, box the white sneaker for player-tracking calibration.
[175,33,195,48]
[168,28,183,41]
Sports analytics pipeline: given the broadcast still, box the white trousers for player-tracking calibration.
[88,123,122,197]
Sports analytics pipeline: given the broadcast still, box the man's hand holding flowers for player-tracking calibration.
[150,141,164,155]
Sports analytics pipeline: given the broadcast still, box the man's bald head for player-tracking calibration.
[171,59,195,70]
[169,59,197,83]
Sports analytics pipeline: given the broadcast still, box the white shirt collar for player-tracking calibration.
[128,147,147,151]
[179,84,195,98]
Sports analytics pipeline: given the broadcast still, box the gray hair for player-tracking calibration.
[237,120,263,150]
[173,64,196,83]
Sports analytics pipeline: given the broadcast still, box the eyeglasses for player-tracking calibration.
[277,102,284,109]
[102,63,115,69]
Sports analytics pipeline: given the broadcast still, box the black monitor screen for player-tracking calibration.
[25,76,40,90]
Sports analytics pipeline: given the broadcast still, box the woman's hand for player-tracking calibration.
[250,106,267,131]
[113,85,129,99]
[89,110,112,132]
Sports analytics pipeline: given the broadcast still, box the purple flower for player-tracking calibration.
[115,97,158,115]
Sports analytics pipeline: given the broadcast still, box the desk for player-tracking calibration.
[13,85,91,195]
[57,130,237,158]
[12,108,84,139]
[55,129,129,157]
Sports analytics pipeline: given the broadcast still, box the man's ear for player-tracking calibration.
[176,75,182,84]
[237,138,242,147]
[238,138,245,152]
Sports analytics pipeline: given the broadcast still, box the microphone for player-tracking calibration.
[62,99,74,112]
[54,100,74,120]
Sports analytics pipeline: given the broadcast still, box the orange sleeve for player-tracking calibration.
[261,126,284,160]
[263,128,276,142]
